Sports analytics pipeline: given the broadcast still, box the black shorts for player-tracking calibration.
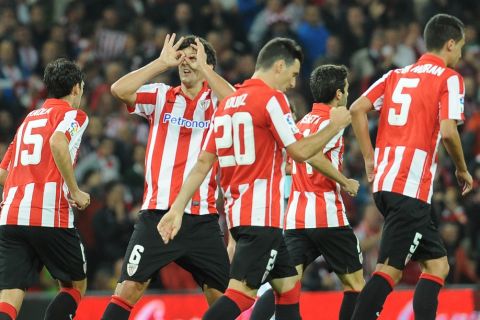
[284,227,363,275]
[0,225,87,290]
[229,226,297,289]
[374,191,447,270]
[119,210,229,293]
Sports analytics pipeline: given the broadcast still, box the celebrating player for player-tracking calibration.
[100,34,234,320]
[0,58,90,320]
[159,38,351,320]
[350,14,473,319]
[251,64,364,320]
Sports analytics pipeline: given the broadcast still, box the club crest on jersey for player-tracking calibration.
[127,263,138,276]
[67,121,80,136]
[199,99,211,111]
[284,113,299,134]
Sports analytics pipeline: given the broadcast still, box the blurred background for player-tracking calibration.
[0,0,479,302]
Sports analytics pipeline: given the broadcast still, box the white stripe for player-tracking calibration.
[447,75,462,120]
[68,117,89,163]
[196,169,213,215]
[382,146,405,191]
[363,71,392,111]
[232,184,249,227]
[223,187,233,228]
[338,189,348,226]
[14,123,25,167]
[42,182,56,227]
[286,191,300,230]
[251,179,267,226]
[0,187,18,225]
[403,149,427,198]
[268,144,277,226]
[304,192,316,228]
[133,83,169,117]
[266,97,297,147]
[278,149,287,228]
[54,110,77,134]
[141,92,164,210]
[17,183,34,225]
[374,148,379,168]
[325,191,339,227]
[156,95,186,208]
[373,147,391,192]
[427,134,442,203]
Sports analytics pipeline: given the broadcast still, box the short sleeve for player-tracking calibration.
[439,73,465,123]
[0,142,13,170]
[363,70,392,111]
[55,109,89,142]
[316,120,344,153]
[127,83,170,119]
[265,93,303,148]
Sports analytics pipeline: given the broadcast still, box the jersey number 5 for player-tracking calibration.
[13,119,48,167]
[215,112,256,167]
[388,78,420,126]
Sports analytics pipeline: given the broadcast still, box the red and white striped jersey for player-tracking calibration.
[128,82,218,214]
[204,79,303,228]
[1,99,89,228]
[364,54,465,203]
[285,103,348,229]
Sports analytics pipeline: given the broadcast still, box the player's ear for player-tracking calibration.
[274,59,285,74]
[336,89,343,100]
[446,39,456,52]
[71,83,81,96]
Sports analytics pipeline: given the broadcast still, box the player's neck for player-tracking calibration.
[251,72,278,91]
[426,51,448,66]
[180,81,203,100]
[59,96,75,108]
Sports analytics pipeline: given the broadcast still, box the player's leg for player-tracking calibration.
[316,227,364,320]
[203,226,286,320]
[29,227,87,320]
[412,220,449,320]
[0,226,39,320]
[101,210,182,320]
[250,283,275,320]
[175,214,230,306]
[0,290,25,320]
[352,192,430,320]
[268,236,302,320]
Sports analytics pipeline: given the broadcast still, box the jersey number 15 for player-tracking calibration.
[13,119,48,167]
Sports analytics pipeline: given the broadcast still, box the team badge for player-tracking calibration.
[199,100,211,111]
[127,263,138,276]
[67,121,80,136]
[284,113,299,134]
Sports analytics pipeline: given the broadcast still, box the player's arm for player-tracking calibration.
[350,96,375,183]
[0,142,13,187]
[158,150,217,243]
[186,38,235,101]
[111,33,185,106]
[286,107,351,162]
[440,119,473,195]
[306,152,359,196]
[50,132,90,210]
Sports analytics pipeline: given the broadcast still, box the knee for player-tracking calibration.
[423,257,450,280]
[341,272,365,292]
[116,280,147,305]
[61,279,87,297]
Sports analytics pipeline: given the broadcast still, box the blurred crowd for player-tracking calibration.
[0,0,479,293]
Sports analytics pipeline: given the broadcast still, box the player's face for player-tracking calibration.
[179,46,201,86]
[448,37,465,68]
[278,59,300,92]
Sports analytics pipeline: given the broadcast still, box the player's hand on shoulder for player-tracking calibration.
[158,33,185,68]
[342,178,360,197]
[69,189,90,211]
[157,208,183,244]
[455,169,473,196]
[330,106,351,130]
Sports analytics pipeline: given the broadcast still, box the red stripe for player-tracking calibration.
[296,193,306,229]
[315,193,327,228]
[224,288,255,312]
[60,287,82,305]
[335,191,345,226]
[128,90,158,113]
[6,187,22,225]
[377,148,395,191]
[373,271,395,288]
[111,295,133,312]
[240,186,253,226]
[0,302,17,320]
[274,281,301,305]
[54,181,62,227]
[391,148,414,194]
[420,272,444,286]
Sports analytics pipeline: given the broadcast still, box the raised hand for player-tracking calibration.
[184,38,209,71]
[158,33,185,68]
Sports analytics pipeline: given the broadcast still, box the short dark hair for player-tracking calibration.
[179,35,217,68]
[310,64,348,103]
[255,37,303,70]
[43,58,84,98]
[424,14,464,52]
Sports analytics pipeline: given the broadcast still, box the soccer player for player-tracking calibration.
[100,34,234,320]
[0,58,90,320]
[350,14,473,319]
[159,38,351,320]
[251,64,364,320]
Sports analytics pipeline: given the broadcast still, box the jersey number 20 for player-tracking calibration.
[388,78,420,126]
[215,112,256,167]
